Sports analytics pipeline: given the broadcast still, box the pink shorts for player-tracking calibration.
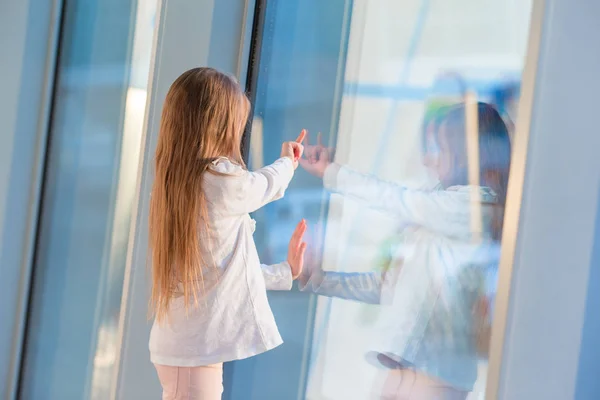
[154,363,223,400]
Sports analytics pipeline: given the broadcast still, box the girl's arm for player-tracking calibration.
[261,262,293,290]
[299,270,383,304]
[213,156,295,215]
[324,163,483,238]
[300,142,478,237]
[238,157,296,213]
[214,131,306,215]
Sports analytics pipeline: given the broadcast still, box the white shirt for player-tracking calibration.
[301,163,500,390]
[149,157,295,366]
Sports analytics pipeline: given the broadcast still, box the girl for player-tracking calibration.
[148,67,308,399]
[299,102,511,399]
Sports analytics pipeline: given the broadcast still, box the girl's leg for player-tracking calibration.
[380,369,469,400]
[154,363,224,400]
[154,364,180,400]
[408,371,469,400]
[188,363,224,399]
[379,369,407,399]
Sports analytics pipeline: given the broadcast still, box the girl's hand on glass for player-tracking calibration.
[281,129,306,169]
[299,132,333,178]
[287,219,308,279]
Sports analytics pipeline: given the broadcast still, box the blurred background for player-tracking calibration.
[1,0,600,399]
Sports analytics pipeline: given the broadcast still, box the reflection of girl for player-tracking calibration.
[357,100,456,326]
[300,102,511,399]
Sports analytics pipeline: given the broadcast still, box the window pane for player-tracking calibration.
[19,1,157,399]
[228,0,532,399]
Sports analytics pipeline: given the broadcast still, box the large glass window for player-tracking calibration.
[18,1,157,399]
[227,0,533,399]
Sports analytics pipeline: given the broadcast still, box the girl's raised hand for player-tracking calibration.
[281,129,306,169]
[287,219,307,279]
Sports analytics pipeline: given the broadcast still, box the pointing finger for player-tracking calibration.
[295,129,307,143]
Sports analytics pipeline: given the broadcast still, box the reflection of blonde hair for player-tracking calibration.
[149,68,250,322]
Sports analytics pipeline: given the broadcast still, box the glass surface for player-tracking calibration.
[228,0,533,399]
[18,1,157,399]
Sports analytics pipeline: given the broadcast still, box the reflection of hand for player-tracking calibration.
[299,132,333,178]
[297,222,326,287]
[287,219,307,279]
[281,130,307,169]
[302,131,325,162]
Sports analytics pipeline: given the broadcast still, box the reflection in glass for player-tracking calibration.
[18,1,156,399]
[300,101,511,400]
[229,0,533,399]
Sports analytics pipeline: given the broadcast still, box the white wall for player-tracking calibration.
[489,0,600,398]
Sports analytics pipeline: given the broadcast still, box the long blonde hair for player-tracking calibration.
[149,68,250,322]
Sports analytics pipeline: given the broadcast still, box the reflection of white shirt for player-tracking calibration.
[149,157,295,366]
[301,163,500,391]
